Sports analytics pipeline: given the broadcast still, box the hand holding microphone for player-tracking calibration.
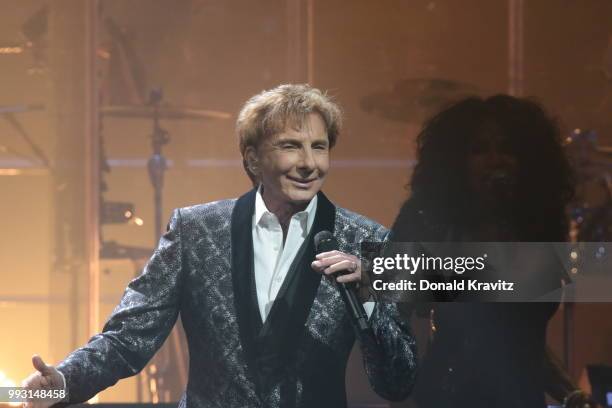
[311,231,372,335]
[311,230,361,286]
[311,249,361,284]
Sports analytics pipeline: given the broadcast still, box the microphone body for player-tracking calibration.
[314,231,372,335]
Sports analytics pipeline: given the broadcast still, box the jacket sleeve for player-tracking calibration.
[360,225,417,401]
[56,209,184,403]
[361,302,417,401]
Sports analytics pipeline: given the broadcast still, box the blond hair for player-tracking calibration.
[236,84,342,156]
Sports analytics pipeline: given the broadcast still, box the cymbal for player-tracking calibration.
[101,105,232,121]
[361,78,480,124]
[0,103,44,114]
[100,241,152,260]
[565,131,612,167]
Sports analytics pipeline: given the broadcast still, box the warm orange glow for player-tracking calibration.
[0,47,23,54]
[0,370,15,386]
[0,370,20,407]
[0,169,21,176]
[96,49,110,59]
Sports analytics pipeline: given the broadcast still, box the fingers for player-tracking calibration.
[22,400,53,408]
[335,269,360,283]
[312,253,357,273]
[21,358,60,408]
[40,376,49,387]
[20,374,43,408]
[311,251,361,283]
[323,259,358,275]
[26,355,61,389]
[311,254,346,271]
[21,373,41,389]
[314,250,341,259]
[31,355,50,375]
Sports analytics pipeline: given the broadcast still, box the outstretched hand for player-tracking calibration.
[21,355,65,408]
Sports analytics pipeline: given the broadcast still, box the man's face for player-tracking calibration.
[251,113,330,211]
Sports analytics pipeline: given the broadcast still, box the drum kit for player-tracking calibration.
[0,8,233,400]
[565,128,612,242]
[0,103,48,172]
[1,94,231,404]
[97,90,231,403]
[98,88,232,250]
[0,102,229,405]
[361,78,480,124]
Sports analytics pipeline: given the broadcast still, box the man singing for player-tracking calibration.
[23,84,416,407]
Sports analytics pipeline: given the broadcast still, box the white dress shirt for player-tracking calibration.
[252,187,375,322]
[252,187,318,321]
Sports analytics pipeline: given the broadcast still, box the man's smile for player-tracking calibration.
[286,175,318,187]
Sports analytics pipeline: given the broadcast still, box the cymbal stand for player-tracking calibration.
[145,88,171,402]
[144,88,188,402]
[147,88,169,245]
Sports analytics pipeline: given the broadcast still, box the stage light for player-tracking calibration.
[127,216,144,227]
[0,47,23,54]
[0,371,15,387]
[0,370,20,407]
[102,201,136,224]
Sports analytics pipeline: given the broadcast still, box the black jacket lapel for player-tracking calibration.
[230,189,337,401]
[230,187,260,391]
[254,191,337,403]
[262,191,336,335]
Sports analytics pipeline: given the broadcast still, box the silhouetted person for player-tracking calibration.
[391,95,594,408]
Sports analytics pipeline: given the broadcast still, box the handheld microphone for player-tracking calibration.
[314,231,372,335]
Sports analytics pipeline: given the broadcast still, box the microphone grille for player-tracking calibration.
[314,230,338,253]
